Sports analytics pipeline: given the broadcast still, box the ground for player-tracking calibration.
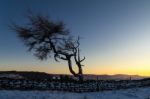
[0,87,150,99]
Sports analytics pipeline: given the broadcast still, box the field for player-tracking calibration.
[0,87,150,99]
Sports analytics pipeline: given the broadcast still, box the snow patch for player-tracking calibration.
[0,87,150,99]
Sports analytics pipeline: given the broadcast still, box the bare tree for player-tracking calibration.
[12,14,85,81]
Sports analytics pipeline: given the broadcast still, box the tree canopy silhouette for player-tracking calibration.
[12,14,85,81]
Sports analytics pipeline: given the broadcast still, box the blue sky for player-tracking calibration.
[1,0,150,75]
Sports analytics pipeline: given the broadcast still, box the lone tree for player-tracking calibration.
[12,14,85,81]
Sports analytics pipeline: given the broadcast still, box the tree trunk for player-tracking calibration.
[67,57,83,81]
[67,58,78,77]
[77,64,83,81]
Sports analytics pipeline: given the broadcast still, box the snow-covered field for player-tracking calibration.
[0,87,150,99]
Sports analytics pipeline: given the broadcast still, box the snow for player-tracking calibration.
[0,87,150,99]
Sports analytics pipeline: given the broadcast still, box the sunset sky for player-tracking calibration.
[1,0,150,76]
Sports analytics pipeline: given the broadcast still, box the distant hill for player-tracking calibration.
[0,71,146,80]
[83,74,145,80]
[0,71,53,80]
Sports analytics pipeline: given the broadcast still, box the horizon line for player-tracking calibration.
[0,70,149,77]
